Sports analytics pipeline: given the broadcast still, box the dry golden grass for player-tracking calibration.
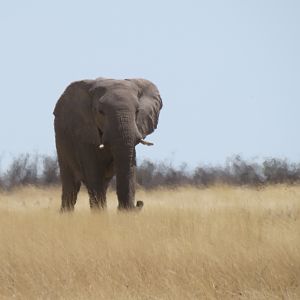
[0,185,299,299]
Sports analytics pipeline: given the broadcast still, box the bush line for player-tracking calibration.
[1,154,300,190]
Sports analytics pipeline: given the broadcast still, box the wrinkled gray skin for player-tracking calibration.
[54,78,162,211]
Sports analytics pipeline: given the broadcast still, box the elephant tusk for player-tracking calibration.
[99,144,105,149]
[140,139,154,146]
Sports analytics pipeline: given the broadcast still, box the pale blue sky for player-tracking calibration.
[0,0,299,167]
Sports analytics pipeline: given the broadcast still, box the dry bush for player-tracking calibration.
[0,186,299,299]
[2,154,300,190]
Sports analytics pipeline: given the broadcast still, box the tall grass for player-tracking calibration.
[0,186,299,299]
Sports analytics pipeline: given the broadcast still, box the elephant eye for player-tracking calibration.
[99,109,105,115]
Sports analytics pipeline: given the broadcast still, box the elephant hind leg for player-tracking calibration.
[87,179,111,210]
[87,190,106,210]
[88,190,105,210]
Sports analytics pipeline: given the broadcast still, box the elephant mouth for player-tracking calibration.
[98,128,103,139]
[97,128,106,149]
[97,126,153,150]
[98,139,153,150]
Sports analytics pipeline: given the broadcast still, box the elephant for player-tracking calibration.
[53,77,163,211]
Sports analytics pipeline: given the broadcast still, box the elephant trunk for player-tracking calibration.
[110,113,141,210]
[112,145,136,209]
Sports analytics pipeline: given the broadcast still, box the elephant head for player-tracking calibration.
[54,78,162,210]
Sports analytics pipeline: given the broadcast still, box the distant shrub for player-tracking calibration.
[263,158,300,184]
[136,160,156,188]
[226,155,264,186]
[4,154,39,189]
[41,155,60,185]
[136,161,191,188]
[1,153,300,190]
[193,165,225,186]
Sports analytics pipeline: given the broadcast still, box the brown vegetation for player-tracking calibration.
[2,154,300,190]
[0,186,299,299]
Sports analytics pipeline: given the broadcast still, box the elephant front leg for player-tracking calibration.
[60,166,81,212]
[61,183,80,212]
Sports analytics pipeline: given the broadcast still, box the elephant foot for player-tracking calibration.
[118,200,144,212]
[60,206,74,213]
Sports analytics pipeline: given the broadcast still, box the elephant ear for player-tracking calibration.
[53,80,105,145]
[126,79,163,138]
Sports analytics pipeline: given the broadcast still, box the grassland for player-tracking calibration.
[0,185,299,299]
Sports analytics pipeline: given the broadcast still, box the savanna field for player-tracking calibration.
[0,186,299,299]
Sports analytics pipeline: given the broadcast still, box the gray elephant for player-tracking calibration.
[53,77,163,211]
